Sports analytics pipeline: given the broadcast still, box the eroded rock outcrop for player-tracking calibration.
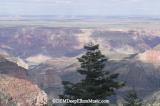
[0,74,48,106]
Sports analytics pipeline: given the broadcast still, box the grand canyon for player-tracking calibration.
[0,16,160,105]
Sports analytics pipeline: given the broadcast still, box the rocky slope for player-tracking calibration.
[144,90,160,106]
[0,74,48,106]
[106,59,160,97]
[0,55,48,106]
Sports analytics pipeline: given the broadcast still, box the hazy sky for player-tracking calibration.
[0,0,160,16]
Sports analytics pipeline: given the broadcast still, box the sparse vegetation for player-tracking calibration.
[123,90,142,106]
[0,92,16,106]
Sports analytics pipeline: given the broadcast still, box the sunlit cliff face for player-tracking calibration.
[139,50,160,64]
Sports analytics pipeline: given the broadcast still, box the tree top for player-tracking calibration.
[84,42,99,50]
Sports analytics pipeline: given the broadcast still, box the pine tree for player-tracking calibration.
[123,90,142,106]
[60,43,124,106]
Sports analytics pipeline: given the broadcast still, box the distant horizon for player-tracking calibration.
[1,15,160,22]
[1,15,160,19]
